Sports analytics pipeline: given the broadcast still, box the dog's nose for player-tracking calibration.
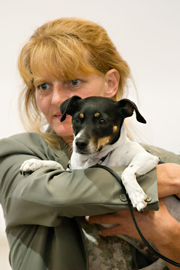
[75,140,87,150]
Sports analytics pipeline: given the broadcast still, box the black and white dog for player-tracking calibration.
[20,96,160,212]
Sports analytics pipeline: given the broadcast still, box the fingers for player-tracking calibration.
[85,199,173,242]
[98,225,122,237]
[86,215,138,238]
[85,210,151,239]
[85,211,139,238]
[85,215,125,236]
[86,211,128,225]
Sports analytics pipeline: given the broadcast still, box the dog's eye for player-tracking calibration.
[74,118,80,123]
[98,119,107,126]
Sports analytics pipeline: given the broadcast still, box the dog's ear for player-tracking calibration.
[117,99,146,124]
[60,96,82,122]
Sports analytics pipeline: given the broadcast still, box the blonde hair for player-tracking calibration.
[18,17,133,148]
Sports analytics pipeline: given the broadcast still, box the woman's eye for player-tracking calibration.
[38,83,49,90]
[71,79,80,86]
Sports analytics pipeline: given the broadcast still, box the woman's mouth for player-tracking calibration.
[54,113,71,121]
[54,113,62,120]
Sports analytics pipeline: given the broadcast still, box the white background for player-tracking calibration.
[0,0,180,269]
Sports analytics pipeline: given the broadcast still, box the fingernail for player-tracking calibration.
[85,216,89,222]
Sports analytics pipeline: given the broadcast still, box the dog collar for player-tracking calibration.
[67,160,71,170]
[97,154,109,165]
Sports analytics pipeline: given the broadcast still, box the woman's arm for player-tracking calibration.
[0,132,159,229]
[0,133,131,227]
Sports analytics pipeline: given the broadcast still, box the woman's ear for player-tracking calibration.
[104,69,120,98]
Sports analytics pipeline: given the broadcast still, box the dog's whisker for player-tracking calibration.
[63,140,73,151]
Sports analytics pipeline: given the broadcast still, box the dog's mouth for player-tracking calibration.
[76,136,111,152]
[74,136,111,156]
[75,147,98,156]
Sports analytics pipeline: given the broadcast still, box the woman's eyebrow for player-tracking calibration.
[33,77,45,84]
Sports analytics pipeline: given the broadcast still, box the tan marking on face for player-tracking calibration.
[94,112,100,117]
[97,136,111,150]
[79,113,84,118]
[113,126,117,132]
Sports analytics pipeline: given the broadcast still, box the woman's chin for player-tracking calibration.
[53,125,73,138]
[51,117,73,137]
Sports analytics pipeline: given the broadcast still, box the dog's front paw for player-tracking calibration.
[20,159,45,175]
[133,194,148,212]
[128,187,147,212]
[20,159,64,175]
[122,175,148,212]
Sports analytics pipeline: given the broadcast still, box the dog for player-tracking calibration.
[20,96,160,212]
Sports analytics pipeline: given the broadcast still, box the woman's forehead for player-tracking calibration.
[31,54,98,82]
[32,62,64,81]
[29,37,102,81]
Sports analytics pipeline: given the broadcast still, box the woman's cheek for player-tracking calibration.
[35,93,49,116]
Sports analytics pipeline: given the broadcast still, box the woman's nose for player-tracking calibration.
[51,83,68,105]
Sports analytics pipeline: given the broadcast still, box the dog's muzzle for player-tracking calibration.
[75,139,88,151]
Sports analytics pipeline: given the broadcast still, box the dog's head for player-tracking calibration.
[60,96,146,155]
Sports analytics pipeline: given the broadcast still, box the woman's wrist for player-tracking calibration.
[153,213,178,246]
[152,210,180,270]
[157,163,180,198]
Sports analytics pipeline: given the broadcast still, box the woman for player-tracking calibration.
[0,17,180,270]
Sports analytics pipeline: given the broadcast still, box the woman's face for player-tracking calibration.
[34,69,117,144]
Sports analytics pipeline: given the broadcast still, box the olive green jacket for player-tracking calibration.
[0,133,179,270]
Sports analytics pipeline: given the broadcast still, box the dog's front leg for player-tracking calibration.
[122,169,148,211]
[121,152,159,211]
[20,159,64,175]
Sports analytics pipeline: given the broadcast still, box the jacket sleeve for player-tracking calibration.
[0,133,159,229]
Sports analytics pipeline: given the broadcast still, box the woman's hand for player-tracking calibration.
[86,199,171,242]
[86,199,180,269]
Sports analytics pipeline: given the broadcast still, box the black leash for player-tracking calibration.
[90,164,180,267]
